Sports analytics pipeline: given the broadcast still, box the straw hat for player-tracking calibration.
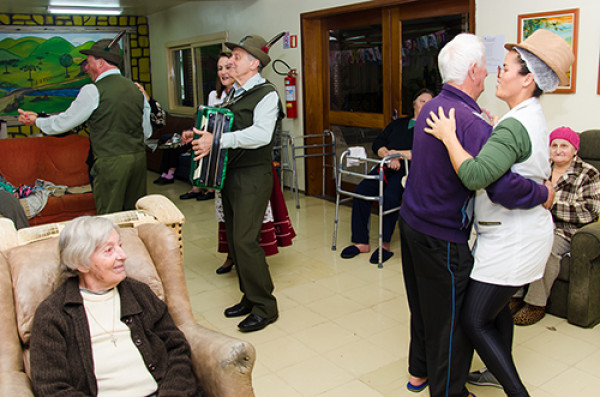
[80,39,122,66]
[504,29,574,86]
[226,35,271,67]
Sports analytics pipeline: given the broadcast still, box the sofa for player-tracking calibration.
[547,129,600,328]
[0,194,256,396]
[146,113,195,180]
[0,134,96,226]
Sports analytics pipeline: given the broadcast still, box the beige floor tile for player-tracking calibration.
[575,347,600,376]
[333,308,400,338]
[320,379,385,396]
[369,324,410,358]
[254,335,319,372]
[274,305,327,334]
[147,175,600,396]
[539,367,600,397]
[251,360,271,379]
[341,283,398,308]
[553,318,600,348]
[371,296,410,324]
[277,356,354,395]
[360,360,408,396]
[280,280,337,305]
[306,294,366,320]
[522,327,598,366]
[252,373,304,397]
[513,345,570,388]
[293,321,360,353]
[323,337,399,376]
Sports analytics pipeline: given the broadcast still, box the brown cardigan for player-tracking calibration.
[30,277,200,396]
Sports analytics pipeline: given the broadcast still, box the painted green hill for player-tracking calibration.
[70,41,95,63]
[30,36,74,59]
[7,39,42,59]
[0,38,17,50]
[0,49,22,62]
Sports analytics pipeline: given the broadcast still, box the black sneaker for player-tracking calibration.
[467,368,502,389]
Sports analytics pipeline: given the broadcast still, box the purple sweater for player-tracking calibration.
[400,84,547,244]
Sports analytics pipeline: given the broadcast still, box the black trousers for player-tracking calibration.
[399,217,473,397]
[351,167,404,244]
[462,280,529,397]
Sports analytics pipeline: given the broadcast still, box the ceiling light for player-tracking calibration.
[47,6,123,15]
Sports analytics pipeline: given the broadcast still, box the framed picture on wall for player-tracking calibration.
[0,26,134,123]
[518,8,579,93]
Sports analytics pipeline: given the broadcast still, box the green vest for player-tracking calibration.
[224,82,281,168]
[87,74,145,159]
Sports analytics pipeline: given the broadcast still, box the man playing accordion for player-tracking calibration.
[182,33,283,332]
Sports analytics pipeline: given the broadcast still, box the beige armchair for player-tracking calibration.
[0,195,256,396]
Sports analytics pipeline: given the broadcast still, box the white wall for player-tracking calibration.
[476,1,600,132]
[148,0,358,191]
[148,0,600,190]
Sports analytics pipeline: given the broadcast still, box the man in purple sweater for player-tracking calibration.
[398,33,552,397]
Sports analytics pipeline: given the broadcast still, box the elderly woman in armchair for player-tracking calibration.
[29,216,202,396]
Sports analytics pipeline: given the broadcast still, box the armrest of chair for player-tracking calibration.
[567,221,600,327]
[179,322,255,397]
[0,218,18,252]
[0,372,34,397]
[136,194,185,226]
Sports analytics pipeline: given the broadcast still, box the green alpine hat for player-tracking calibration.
[80,39,122,66]
[226,35,271,67]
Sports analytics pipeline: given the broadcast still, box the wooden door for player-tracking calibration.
[301,0,474,198]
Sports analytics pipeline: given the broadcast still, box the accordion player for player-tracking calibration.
[189,105,234,189]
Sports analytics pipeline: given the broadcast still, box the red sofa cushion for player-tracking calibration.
[0,134,96,225]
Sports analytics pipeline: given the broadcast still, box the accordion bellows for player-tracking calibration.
[190,106,234,189]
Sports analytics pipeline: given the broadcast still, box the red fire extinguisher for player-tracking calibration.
[284,69,298,119]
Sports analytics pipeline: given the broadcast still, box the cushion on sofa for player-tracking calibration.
[0,135,90,187]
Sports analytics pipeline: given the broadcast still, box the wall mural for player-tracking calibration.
[0,32,123,118]
[0,13,150,137]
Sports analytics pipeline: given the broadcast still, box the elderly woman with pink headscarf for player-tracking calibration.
[512,127,600,325]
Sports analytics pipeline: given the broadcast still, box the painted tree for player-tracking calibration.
[59,53,74,78]
[0,58,18,74]
[20,64,41,87]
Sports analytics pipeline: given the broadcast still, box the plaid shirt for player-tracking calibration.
[552,156,600,242]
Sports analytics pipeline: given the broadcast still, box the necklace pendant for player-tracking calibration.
[110,334,117,347]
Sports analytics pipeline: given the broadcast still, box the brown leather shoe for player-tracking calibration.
[513,303,545,326]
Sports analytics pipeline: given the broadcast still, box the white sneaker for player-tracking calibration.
[467,368,502,389]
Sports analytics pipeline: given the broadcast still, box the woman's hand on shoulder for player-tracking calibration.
[424,107,456,142]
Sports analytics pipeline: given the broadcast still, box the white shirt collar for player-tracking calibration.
[95,68,121,82]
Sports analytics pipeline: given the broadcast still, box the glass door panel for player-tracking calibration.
[329,24,383,114]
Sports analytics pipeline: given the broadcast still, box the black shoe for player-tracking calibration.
[154,177,174,185]
[224,303,252,318]
[238,313,278,332]
[196,191,215,201]
[179,191,201,200]
[369,248,394,264]
[216,260,234,274]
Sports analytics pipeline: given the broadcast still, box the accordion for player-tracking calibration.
[189,106,234,189]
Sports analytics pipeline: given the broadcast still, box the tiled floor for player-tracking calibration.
[148,173,600,397]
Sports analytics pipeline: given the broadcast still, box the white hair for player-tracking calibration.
[59,216,120,274]
[438,33,485,84]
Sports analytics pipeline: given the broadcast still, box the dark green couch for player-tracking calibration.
[547,129,600,327]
